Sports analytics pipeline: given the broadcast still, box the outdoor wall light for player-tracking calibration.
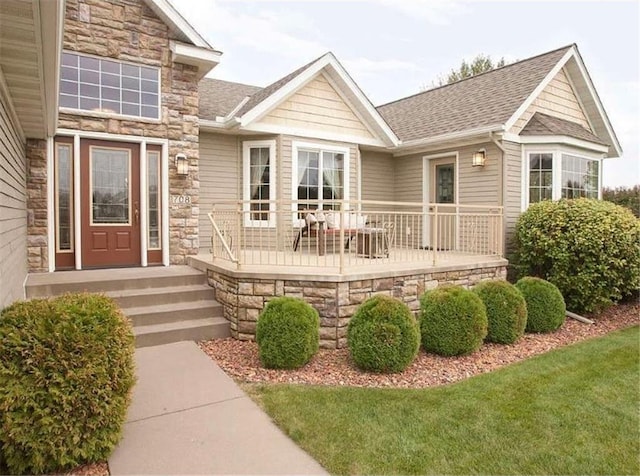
[175,153,189,176]
[472,150,486,167]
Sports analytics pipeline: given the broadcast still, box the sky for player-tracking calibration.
[171,0,639,187]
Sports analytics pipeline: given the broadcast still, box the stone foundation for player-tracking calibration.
[206,263,507,349]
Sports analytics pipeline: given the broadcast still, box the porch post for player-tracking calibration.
[73,134,81,270]
[140,141,148,267]
[432,205,438,266]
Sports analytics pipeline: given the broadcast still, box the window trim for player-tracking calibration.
[291,140,350,209]
[60,50,161,121]
[147,150,162,250]
[523,145,603,209]
[242,140,277,228]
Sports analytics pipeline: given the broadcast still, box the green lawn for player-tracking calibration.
[247,326,640,475]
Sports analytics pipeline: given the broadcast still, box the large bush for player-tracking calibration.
[256,297,319,369]
[473,280,527,344]
[419,286,487,356]
[0,293,135,475]
[513,198,640,313]
[516,277,566,333]
[347,295,420,373]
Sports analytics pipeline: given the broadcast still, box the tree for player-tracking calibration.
[603,185,640,217]
[425,54,508,90]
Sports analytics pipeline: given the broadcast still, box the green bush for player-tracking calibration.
[513,198,640,313]
[473,280,527,344]
[0,293,135,475]
[419,286,487,356]
[347,295,420,373]
[256,297,319,369]
[515,277,566,333]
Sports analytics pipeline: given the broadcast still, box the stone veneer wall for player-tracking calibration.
[207,264,507,349]
[27,0,201,272]
[26,140,49,272]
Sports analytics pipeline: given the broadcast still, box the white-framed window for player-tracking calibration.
[147,150,161,249]
[60,51,160,120]
[291,141,350,211]
[242,140,276,227]
[524,147,602,207]
[54,142,74,252]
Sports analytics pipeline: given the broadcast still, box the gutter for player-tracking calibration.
[394,124,505,154]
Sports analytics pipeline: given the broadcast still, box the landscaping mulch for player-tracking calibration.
[200,302,639,389]
[55,462,109,476]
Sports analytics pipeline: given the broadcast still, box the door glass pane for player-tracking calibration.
[147,151,160,248]
[436,164,454,203]
[91,148,130,224]
[56,144,73,251]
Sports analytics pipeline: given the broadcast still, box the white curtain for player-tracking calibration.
[250,148,269,201]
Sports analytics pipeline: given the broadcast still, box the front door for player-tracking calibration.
[81,140,141,268]
[430,159,456,250]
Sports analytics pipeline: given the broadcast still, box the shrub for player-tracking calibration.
[256,297,319,369]
[515,277,566,333]
[473,280,528,344]
[347,295,420,373]
[0,293,135,475]
[419,286,487,356]
[513,198,640,313]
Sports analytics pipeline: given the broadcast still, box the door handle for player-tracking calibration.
[134,202,139,225]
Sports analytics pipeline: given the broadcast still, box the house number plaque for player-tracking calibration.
[171,195,192,205]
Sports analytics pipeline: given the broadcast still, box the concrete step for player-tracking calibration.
[134,317,230,348]
[107,284,214,308]
[26,266,206,298]
[123,300,223,327]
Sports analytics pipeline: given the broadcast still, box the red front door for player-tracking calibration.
[81,140,141,268]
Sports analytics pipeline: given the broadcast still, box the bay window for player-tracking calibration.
[526,149,601,206]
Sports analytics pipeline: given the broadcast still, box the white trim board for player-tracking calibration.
[502,132,609,154]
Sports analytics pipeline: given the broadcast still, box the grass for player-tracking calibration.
[247,326,640,475]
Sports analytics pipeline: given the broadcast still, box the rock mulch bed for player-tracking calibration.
[200,302,639,389]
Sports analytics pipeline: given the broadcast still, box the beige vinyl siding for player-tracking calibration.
[198,132,240,252]
[503,140,523,252]
[360,150,395,203]
[510,68,591,134]
[0,93,27,308]
[260,74,374,140]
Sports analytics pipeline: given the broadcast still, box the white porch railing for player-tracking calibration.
[207,200,503,272]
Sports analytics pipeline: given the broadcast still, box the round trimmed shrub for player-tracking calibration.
[255,297,319,369]
[419,286,488,356]
[514,198,640,313]
[473,280,527,344]
[515,277,566,333]
[0,293,135,475]
[347,295,420,373]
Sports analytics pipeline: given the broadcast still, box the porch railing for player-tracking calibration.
[207,200,503,272]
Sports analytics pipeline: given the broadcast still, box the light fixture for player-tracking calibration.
[472,150,486,167]
[175,153,189,176]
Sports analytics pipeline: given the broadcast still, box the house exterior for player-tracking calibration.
[0,0,621,345]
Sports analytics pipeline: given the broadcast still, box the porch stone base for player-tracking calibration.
[202,262,507,349]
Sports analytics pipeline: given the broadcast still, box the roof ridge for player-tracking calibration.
[377,44,575,109]
[200,77,262,89]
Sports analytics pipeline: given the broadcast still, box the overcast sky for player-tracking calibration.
[171,0,639,188]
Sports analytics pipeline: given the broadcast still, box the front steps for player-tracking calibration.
[25,266,230,347]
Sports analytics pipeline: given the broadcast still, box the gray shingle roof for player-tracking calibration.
[198,78,262,120]
[376,45,574,142]
[521,112,607,145]
[235,53,327,117]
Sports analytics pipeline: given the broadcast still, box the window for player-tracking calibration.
[561,154,599,199]
[526,150,601,207]
[60,52,160,119]
[242,140,276,227]
[293,142,349,210]
[528,153,553,203]
[55,143,73,252]
[147,150,161,249]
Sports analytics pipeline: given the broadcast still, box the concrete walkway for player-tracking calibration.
[108,341,327,475]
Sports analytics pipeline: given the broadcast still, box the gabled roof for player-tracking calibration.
[199,79,261,120]
[145,0,214,49]
[235,55,322,117]
[377,46,572,143]
[521,112,607,146]
[200,52,399,147]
